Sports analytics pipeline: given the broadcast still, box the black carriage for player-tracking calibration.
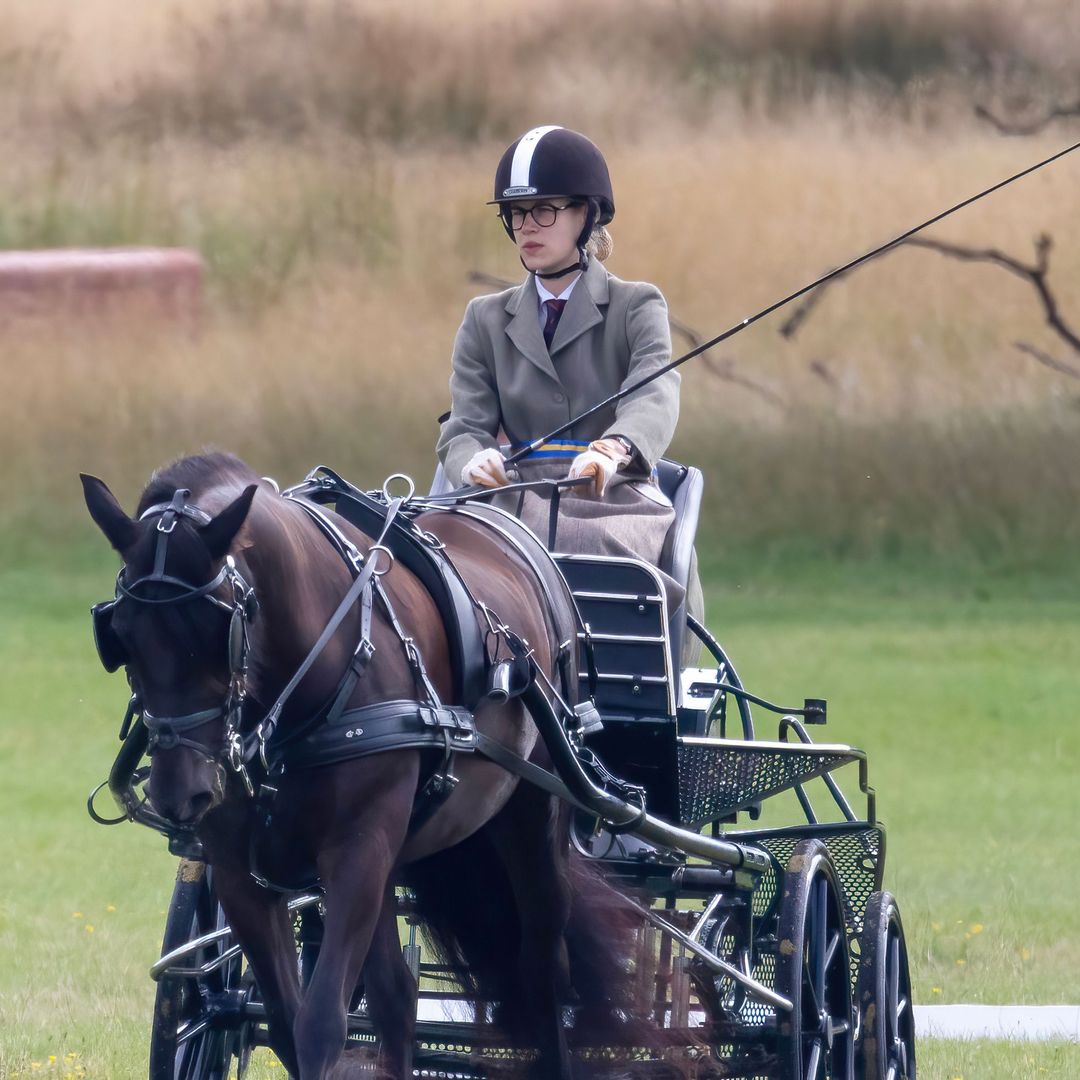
[89,461,915,1080]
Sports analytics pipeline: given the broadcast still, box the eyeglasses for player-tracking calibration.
[500,202,581,230]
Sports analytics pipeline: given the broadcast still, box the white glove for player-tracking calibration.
[461,447,510,488]
[568,439,630,498]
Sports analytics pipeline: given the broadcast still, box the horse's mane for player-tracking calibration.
[137,451,261,516]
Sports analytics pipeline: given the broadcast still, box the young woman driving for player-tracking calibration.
[437,125,699,622]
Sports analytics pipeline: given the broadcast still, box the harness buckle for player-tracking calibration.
[227,731,255,797]
[256,718,273,773]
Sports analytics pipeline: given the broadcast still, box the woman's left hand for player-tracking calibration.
[568,439,631,498]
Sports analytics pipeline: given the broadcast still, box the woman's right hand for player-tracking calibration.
[461,448,511,488]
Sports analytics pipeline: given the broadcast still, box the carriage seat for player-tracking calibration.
[427,458,702,597]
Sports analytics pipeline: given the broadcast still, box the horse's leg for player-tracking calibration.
[292,760,416,1080]
[211,861,303,1076]
[487,784,576,1079]
[361,883,416,1079]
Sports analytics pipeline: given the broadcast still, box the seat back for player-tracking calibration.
[553,553,681,819]
[554,554,676,722]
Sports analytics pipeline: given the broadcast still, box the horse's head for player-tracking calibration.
[82,471,259,826]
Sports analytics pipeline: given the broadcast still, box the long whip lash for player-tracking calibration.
[504,137,1080,468]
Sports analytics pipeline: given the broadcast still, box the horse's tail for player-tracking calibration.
[402,831,698,1074]
[400,827,522,1027]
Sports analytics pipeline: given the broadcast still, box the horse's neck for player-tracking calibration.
[244,500,358,681]
[242,498,428,711]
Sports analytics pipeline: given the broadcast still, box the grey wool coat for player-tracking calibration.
[437,257,680,485]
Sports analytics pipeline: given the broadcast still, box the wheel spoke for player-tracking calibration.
[888,932,900,1020]
[805,1038,823,1080]
[823,929,842,974]
[813,878,827,995]
[896,993,909,1025]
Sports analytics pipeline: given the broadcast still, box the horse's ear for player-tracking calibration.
[200,484,258,560]
[80,473,138,553]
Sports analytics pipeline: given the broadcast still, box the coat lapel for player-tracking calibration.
[505,278,558,382]
[550,259,608,355]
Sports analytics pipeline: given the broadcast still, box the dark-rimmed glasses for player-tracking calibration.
[500,202,581,231]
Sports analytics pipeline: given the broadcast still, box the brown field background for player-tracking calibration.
[3,0,1080,566]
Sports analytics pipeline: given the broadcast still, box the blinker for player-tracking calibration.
[91,600,127,673]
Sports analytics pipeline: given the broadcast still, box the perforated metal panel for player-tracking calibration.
[677,738,858,826]
[747,827,884,993]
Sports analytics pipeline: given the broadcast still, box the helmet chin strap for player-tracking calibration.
[528,247,589,281]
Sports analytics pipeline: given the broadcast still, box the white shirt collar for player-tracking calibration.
[534,272,580,305]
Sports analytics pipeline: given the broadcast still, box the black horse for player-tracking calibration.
[83,452,667,1079]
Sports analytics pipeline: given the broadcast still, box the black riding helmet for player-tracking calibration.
[489,126,614,278]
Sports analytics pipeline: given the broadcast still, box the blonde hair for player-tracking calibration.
[587,224,614,262]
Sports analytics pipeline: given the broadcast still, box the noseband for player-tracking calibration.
[94,487,259,796]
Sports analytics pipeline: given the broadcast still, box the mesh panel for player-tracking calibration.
[753,828,883,991]
[677,742,855,825]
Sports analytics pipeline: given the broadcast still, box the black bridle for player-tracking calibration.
[91,487,260,796]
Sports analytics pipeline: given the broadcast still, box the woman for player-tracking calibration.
[437,125,699,622]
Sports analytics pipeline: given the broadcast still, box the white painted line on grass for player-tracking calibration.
[915,1005,1080,1042]
[422,1001,1080,1042]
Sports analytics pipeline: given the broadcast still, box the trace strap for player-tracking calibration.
[251,496,404,765]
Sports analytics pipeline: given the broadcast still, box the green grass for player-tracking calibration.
[919,1039,1080,1078]
[1,552,1078,1076]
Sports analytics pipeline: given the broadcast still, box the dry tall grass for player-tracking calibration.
[5,0,1080,142]
[2,1,1080,564]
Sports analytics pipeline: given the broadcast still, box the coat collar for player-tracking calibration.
[504,258,610,378]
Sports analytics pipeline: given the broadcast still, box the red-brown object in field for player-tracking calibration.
[0,247,204,331]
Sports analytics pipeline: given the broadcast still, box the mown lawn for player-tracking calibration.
[1,550,1077,1077]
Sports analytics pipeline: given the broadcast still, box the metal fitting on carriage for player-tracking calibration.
[572,700,604,735]
[670,865,737,893]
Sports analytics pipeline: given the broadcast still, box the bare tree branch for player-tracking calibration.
[975,100,1080,137]
[701,355,786,409]
[1013,342,1080,380]
[904,234,1080,355]
[468,269,515,290]
[808,359,840,389]
[779,283,835,339]
[668,314,704,349]
[780,234,1080,375]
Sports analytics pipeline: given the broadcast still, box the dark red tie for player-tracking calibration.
[542,298,567,349]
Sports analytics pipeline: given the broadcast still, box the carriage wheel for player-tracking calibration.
[149,860,253,1080]
[855,892,916,1080]
[774,840,855,1080]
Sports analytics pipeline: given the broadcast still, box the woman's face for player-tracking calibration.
[506,198,587,276]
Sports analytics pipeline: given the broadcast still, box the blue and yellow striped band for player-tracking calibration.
[510,440,590,460]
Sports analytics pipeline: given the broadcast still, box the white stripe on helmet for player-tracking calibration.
[507,126,563,194]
